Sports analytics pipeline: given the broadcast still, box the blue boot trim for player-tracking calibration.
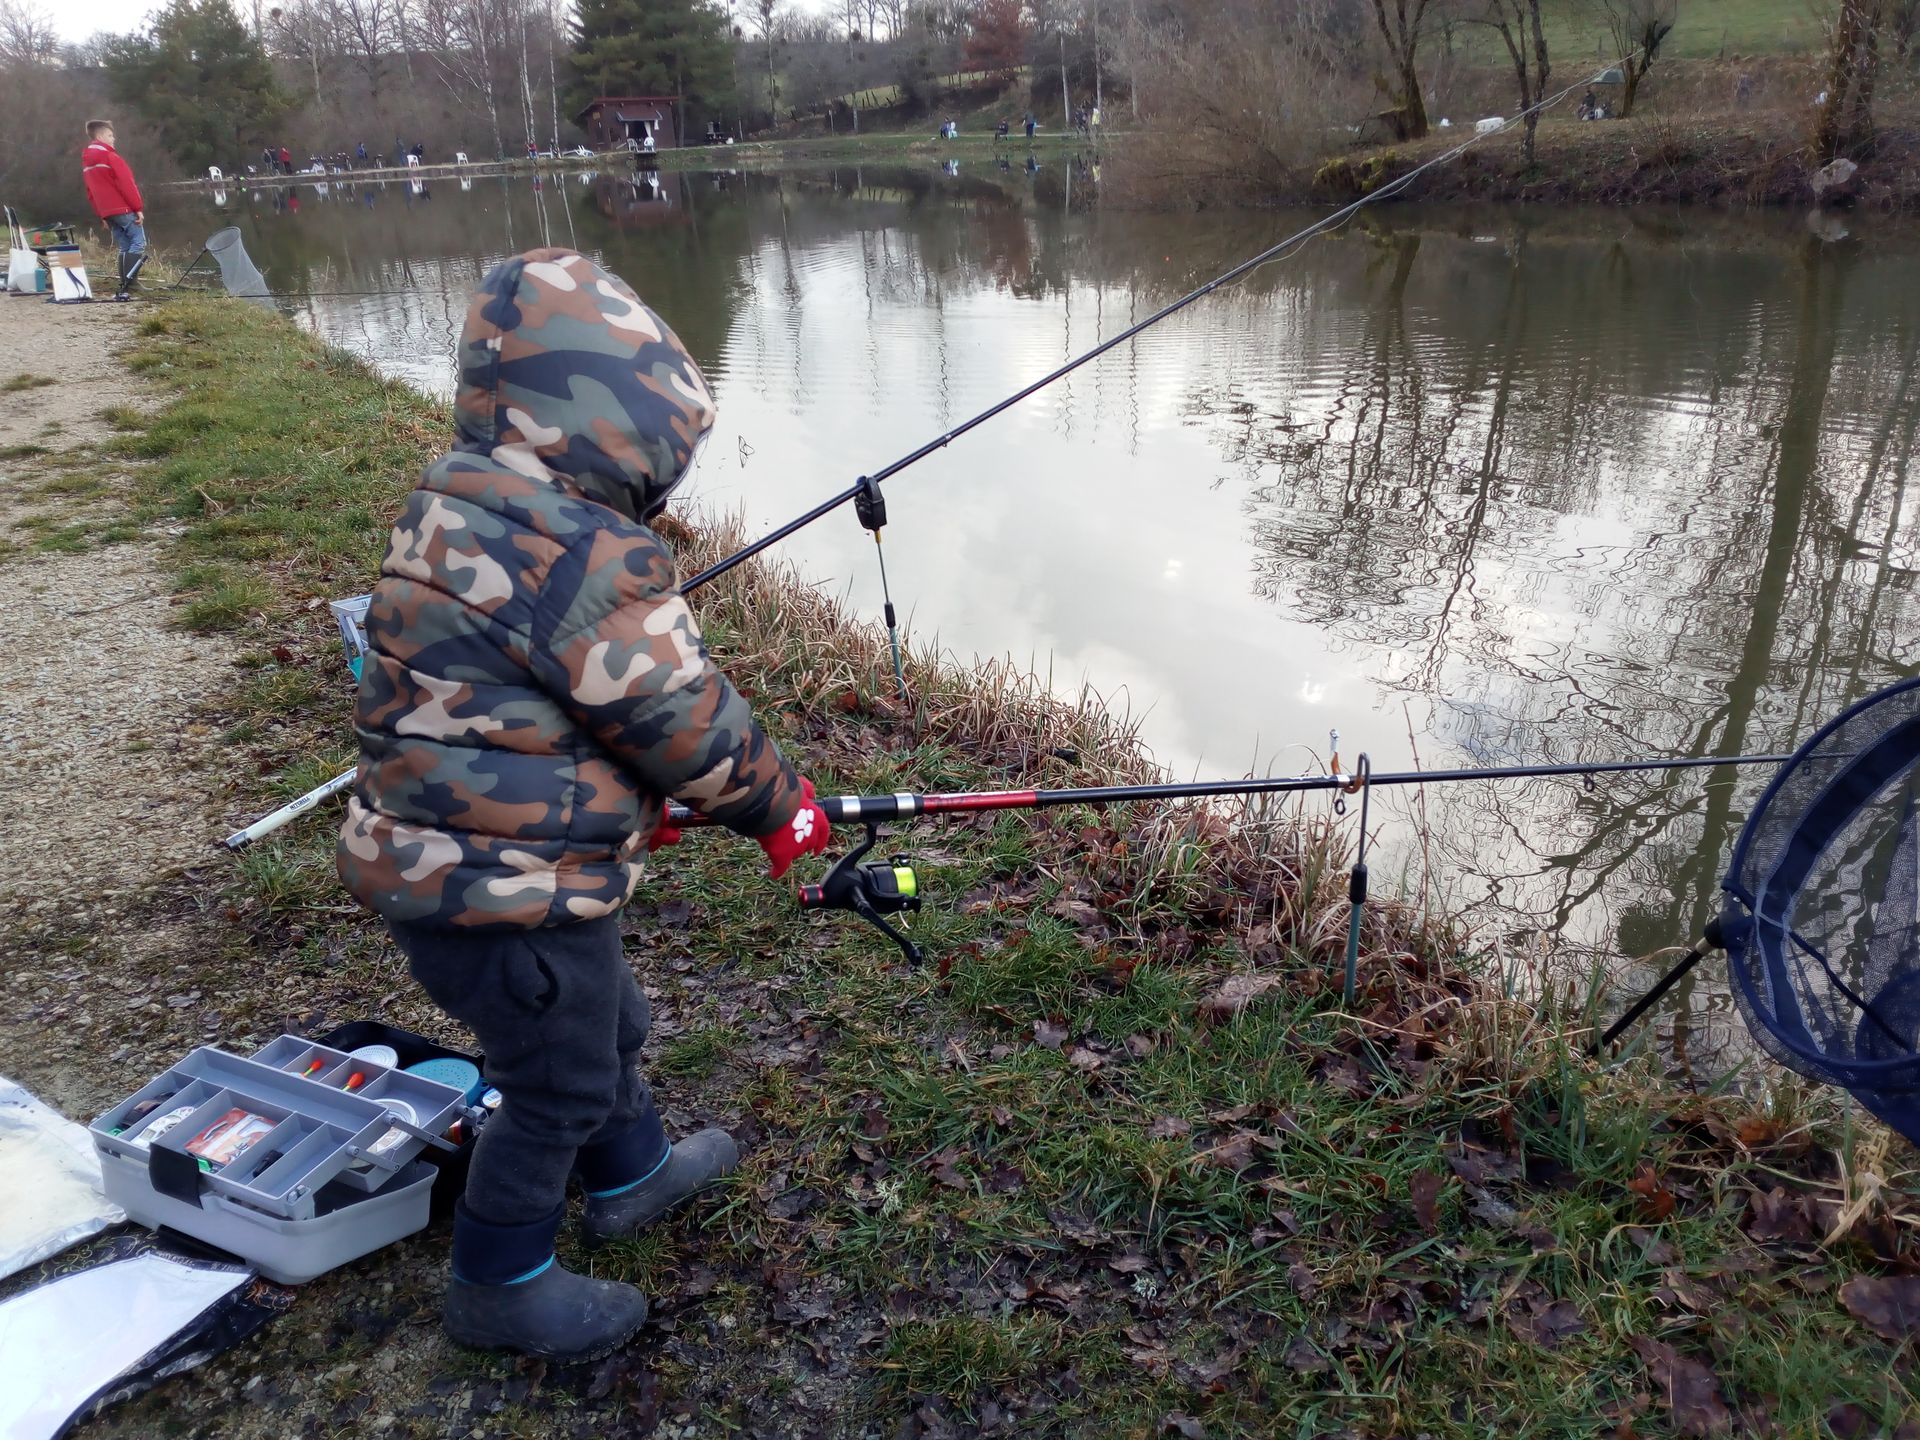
[585,1143,673,1199]
[451,1200,564,1287]
[502,1256,556,1285]
[575,1108,669,1193]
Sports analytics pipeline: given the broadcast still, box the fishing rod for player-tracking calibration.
[677,58,1639,598]
[224,746,1785,854]
[650,751,1790,969]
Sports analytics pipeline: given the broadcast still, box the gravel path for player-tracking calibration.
[0,297,234,927]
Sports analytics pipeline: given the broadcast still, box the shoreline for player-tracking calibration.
[1,295,1914,1436]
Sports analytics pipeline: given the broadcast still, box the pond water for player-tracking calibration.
[163,166,1920,1049]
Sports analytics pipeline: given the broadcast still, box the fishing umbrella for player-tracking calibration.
[1718,676,1920,1144]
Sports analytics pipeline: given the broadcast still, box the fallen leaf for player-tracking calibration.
[1826,1403,1870,1439]
[1652,1268,1711,1313]
[1286,1260,1319,1299]
[1160,1413,1205,1438]
[680,1264,719,1297]
[1283,1337,1329,1374]
[1628,1164,1677,1222]
[1319,1055,1373,1097]
[1123,1342,1171,1376]
[1196,973,1286,1021]
[1625,1226,1676,1264]
[1033,1019,1067,1050]
[986,1163,1025,1193]
[1838,1273,1920,1341]
[766,1187,819,1221]
[1108,1252,1152,1274]
[1508,1293,1587,1349]
[1202,1129,1260,1172]
[928,1148,968,1189]
[1147,1115,1192,1140]
[1629,1335,1731,1436]
[1735,1114,1784,1148]
[1048,895,1103,927]
[1409,1170,1448,1234]
[1745,1186,1817,1245]
[1067,1045,1105,1072]
[1125,1033,1156,1057]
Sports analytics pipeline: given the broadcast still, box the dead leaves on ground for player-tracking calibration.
[1627,1335,1732,1436]
[1504,1280,1588,1349]
[1837,1273,1920,1341]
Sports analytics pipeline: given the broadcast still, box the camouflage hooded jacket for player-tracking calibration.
[338,247,804,930]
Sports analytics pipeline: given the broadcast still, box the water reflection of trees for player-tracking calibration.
[1217,220,1920,1043]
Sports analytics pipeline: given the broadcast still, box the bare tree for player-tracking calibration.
[336,0,393,97]
[1477,0,1549,165]
[1368,0,1434,138]
[750,0,783,118]
[1592,0,1675,118]
[0,0,57,67]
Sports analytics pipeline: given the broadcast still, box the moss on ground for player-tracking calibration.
[5,296,1916,1438]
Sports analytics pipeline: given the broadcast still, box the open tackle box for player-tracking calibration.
[88,1030,474,1284]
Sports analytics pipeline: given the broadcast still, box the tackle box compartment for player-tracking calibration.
[88,1033,468,1281]
[317,1021,485,1217]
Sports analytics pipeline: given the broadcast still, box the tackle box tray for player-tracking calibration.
[89,1034,466,1226]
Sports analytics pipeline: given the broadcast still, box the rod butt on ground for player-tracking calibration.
[1591,918,1726,1054]
[222,767,356,850]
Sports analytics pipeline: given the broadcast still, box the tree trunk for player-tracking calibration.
[396,0,415,83]
[519,9,539,153]
[1620,57,1642,116]
[1525,0,1548,166]
[1128,0,1138,119]
[1060,31,1069,128]
[547,0,562,151]
[1397,47,1428,136]
[1092,1,1101,110]
[1813,0,1884,157]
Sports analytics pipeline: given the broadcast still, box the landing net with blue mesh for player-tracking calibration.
[1722,676,1920,1144]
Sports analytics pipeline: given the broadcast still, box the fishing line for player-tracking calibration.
[680,54,1647,597]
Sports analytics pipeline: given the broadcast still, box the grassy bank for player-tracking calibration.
[5,295,1919,1437]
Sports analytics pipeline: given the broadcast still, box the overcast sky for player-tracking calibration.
[47,0,835,45]
[47,0,166,44]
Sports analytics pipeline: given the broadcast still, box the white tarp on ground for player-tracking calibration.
[0,1075,123,1281]
[0,1253,248,1440]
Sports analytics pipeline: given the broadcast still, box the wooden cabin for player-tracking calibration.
[574,97,681,151]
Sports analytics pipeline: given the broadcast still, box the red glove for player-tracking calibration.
[759,779,831,879]
[647,810,682,853]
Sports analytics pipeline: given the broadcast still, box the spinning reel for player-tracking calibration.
[795,822,922,961]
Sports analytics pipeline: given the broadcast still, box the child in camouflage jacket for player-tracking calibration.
[338,248,831,1362]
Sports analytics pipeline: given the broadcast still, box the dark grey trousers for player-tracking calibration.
[388,915,664,1226]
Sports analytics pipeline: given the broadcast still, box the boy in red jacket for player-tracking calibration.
[81,119,145,301]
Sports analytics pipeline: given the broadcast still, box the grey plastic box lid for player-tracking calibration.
[90,1036,463,1221]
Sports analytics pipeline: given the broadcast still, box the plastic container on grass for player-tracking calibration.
[89,1033,469,1282]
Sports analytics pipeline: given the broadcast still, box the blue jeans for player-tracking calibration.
[104,212,145,259]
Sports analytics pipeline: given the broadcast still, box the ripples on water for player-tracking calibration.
[187,168,1920,1053]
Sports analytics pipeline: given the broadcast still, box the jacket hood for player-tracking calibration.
[450,247,716,521]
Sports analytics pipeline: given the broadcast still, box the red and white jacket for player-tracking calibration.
[82,141,143,220]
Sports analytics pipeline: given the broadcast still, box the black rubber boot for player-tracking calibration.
[580,1127,741,1245]
[443,1201,648,1362]
[443,1262,649,1362]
